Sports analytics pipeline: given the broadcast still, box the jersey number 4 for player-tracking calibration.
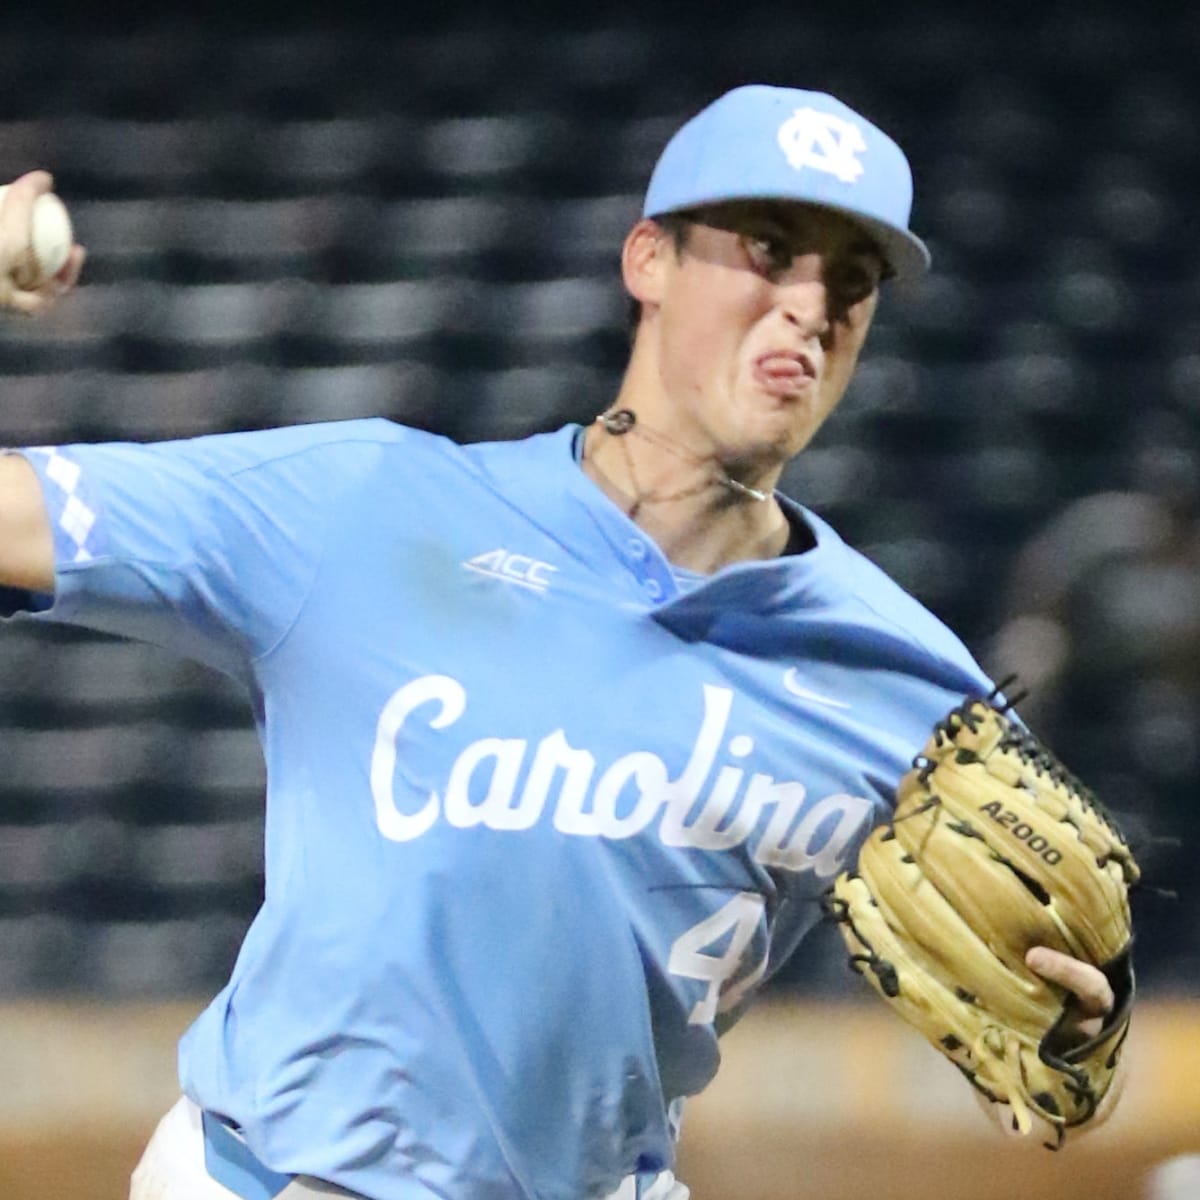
[668,892,769,1026]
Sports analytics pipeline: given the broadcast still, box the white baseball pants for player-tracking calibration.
[129,1097,357,1198]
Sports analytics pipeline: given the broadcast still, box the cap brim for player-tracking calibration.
[649,193,931,282]
[842,208,931,282]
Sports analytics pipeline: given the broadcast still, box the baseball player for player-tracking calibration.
[0,86,1120,1200]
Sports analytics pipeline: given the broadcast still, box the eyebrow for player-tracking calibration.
[703,206,887,275]
[737,211,881,258]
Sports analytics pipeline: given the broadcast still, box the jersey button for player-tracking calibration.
[642,578,663,600]
[627,538,648,561]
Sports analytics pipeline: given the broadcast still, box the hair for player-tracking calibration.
[625,212,694,341]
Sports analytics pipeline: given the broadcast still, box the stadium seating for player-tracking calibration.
[0,8,1193,995]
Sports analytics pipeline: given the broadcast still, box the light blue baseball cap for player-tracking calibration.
[643,84,931,280]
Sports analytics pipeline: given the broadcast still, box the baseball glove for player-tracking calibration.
[826,690,1139,1148]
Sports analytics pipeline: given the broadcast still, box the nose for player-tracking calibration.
[774,253,831,341]
[779,281,831,343]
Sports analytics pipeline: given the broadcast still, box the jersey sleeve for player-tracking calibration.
[4,419,400,679]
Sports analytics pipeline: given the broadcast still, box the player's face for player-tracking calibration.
[641,201,885,468]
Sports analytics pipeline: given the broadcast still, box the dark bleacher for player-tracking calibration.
[0,5,1195,996]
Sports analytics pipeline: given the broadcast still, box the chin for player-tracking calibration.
[717,427,803,476]
[722,407,816,467]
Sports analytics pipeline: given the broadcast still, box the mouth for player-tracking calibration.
[752,351,818,398]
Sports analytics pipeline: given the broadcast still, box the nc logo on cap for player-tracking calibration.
[777,108,867,184]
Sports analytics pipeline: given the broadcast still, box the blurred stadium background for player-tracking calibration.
[0,1,1196,1198]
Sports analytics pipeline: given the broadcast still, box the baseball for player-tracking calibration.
[0,184,73,287]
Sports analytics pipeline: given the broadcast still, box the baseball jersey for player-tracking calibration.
[9,419,994,1200]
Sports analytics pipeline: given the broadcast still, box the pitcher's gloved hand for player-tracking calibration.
[827,692,1138,1149]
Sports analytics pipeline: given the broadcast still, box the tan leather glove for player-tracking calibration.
[827,693,1138,1149]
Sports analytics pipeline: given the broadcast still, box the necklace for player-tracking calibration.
[591,408,770,517]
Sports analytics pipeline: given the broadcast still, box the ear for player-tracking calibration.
[621,218,672,310]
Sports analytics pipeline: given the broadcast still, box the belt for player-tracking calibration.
[201,1111,294,1200]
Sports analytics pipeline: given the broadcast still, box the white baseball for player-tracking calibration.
[0,184,73,287]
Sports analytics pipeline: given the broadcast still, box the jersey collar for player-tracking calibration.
[521,425,855,619]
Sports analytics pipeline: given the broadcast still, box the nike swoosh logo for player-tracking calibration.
[783,668,852,710]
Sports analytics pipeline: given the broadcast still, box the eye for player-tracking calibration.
[825,259,881,319]
[740,231,793,278]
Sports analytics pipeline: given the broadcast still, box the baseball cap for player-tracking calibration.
[643,84,930,281]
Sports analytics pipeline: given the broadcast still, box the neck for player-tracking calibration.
[580,407,792,574]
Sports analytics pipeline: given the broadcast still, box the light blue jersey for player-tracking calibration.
[13,420,993,1200]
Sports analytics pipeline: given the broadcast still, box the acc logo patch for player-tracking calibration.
[463,548,558,593]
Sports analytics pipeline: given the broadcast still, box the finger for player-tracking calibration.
[0,270,78,319]
[1026,947,1114,1017]
[33,243,86,301]
[16,169,54,197]
[0,170,54,232]
[0,234,83,319]
[0,174,56,296]
[53,243,86,290]
[2,286,52,317]
[1,170,53,204]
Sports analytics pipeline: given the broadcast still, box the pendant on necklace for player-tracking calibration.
[599,408,636,435]
[717,475,770,503]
